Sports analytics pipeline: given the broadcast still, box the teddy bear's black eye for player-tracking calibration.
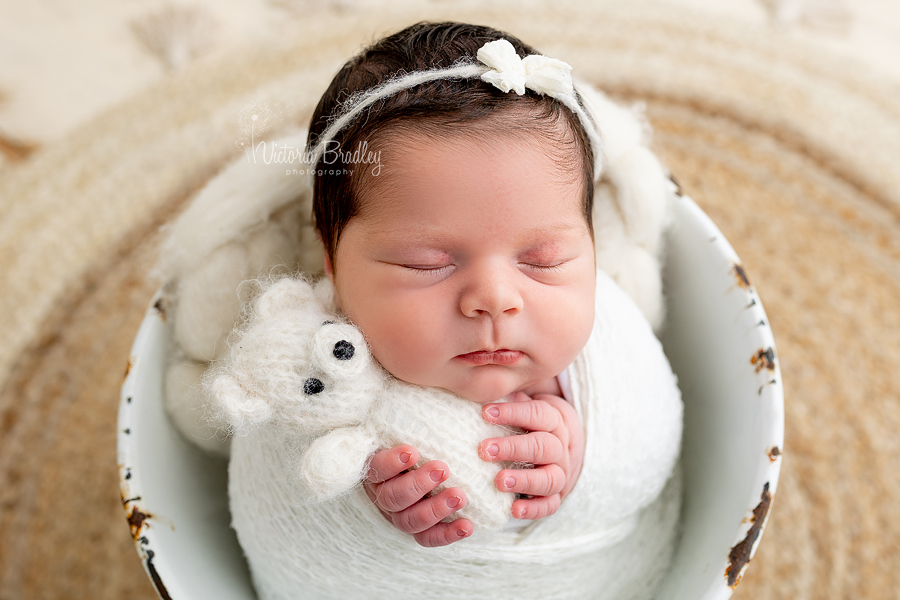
[333,340,355,361]
[303,378,325,395]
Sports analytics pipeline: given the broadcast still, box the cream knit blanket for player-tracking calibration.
[226,270,683,600]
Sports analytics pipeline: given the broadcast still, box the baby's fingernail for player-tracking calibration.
[447,496,461,508]
[504,476,516,490]
[485,406,500,419]
[457,528,469,538]
[430,469,445,482]
[399,452,412,464]
[516,506,527,518]
[487,444,499,457]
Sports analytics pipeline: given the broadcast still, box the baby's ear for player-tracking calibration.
[206,373,273,434]
[255,278,317,319]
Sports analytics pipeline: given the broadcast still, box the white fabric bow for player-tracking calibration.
[477,39,574,99]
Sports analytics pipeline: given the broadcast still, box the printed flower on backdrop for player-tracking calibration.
[238,100,276,140]
[235,100,284,158]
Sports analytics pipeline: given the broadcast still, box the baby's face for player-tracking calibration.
[327,129,596,404]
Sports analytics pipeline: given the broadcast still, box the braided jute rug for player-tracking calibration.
[2,2,899,599]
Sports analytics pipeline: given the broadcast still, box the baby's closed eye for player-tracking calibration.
[518,261,567,273]
[376,247,457,278]
[400,263,455,277]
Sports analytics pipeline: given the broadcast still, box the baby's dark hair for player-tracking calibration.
[307,21,595,265]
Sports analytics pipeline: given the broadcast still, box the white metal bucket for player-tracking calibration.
[118,193,784,600]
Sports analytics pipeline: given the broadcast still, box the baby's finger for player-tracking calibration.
[496,464,565,497]
[511,494,561,520]
[479,431,563,465]
[413,519,474,548]
[483,398,563,433]
[371,460,448,513]
[365,445,418,484]
[391,488,467,534]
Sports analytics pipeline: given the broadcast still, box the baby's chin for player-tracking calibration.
[394,363,556,404]
[442,371,533,405]
[454,388,514,404]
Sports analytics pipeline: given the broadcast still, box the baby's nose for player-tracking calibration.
[459,265,523,318]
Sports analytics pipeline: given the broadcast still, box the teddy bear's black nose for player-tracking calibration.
[303,378,325,395]
[333,340,355,361]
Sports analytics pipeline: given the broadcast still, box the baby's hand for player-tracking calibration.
[480,392,585,520]
[363,445,473,547]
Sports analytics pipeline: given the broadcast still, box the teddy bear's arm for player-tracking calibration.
[297,425,380,502]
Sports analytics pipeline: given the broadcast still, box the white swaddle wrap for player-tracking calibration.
[221,270,682,600]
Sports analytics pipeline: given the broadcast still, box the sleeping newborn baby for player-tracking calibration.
[166,21,683,600]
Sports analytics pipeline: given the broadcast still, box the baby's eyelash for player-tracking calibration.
[521,262,566,273]
[403,264,453,276]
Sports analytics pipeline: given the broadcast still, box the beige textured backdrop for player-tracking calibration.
[1,2,899,599]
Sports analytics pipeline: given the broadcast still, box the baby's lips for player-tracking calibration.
[455,349,524,366]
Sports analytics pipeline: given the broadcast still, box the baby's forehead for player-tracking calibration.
[363,119,585,189]
[345,145,589,252]
[374,109,580,153]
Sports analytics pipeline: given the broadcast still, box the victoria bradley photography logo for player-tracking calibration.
[235,100,382,176]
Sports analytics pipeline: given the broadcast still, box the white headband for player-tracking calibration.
[306,39,603,174]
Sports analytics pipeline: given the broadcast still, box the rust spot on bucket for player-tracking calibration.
[732,263,752,290]
[127,505,152,541]
[768,447,781,462]
[124,358,132,380]
[726,482,772,588]
[751,348,776,373]
[123,494,152,542]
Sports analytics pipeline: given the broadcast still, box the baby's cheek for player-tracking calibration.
[364,306,449,383]
[542,293,594,371]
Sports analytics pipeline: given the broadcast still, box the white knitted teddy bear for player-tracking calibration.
[206,276,516,531]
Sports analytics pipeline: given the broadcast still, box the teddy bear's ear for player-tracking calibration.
[255,278,318,319]
[312,323,370,379]
[313,278,336,310]
[207,373,273,434]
